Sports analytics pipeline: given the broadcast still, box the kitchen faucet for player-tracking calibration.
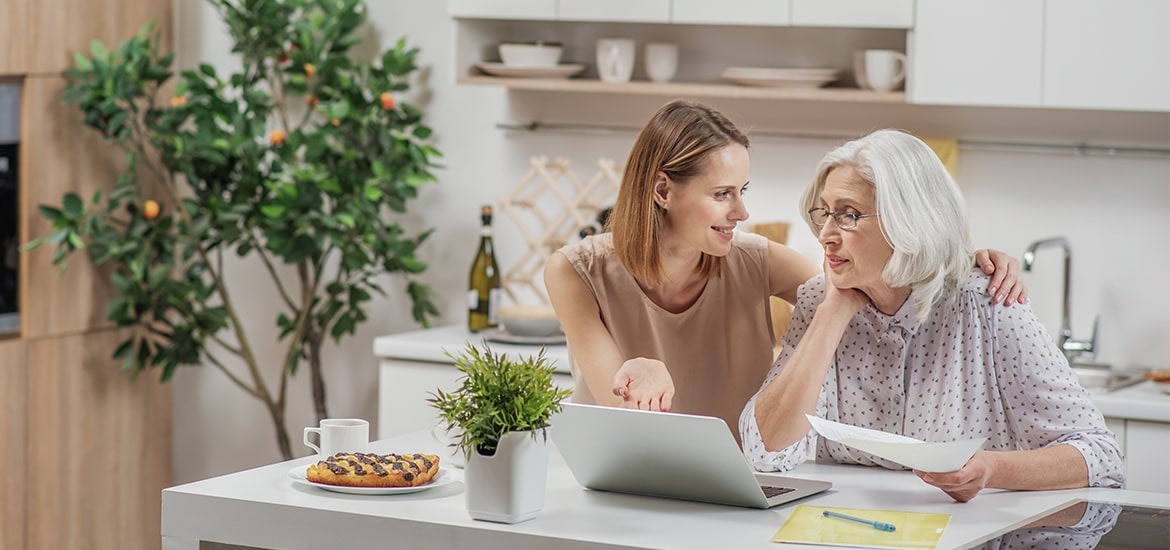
[1022,237,1097,364]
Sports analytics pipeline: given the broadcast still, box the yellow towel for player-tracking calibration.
[921,138,959,178]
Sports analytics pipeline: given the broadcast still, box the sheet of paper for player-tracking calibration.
[773,504,951,549]
[806,415,986,473]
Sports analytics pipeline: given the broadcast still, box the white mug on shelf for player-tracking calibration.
[856,49,906,92]
[644,42,679,83]
[303,418,369,459]
[596,38,636,83]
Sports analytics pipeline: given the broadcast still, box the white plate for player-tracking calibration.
[475,62,586,79]
[723,66,840,79]
[288,465,460,495]
[480,327,566,346]
[722,74,838,89]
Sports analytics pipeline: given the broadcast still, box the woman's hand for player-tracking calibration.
[975,249,1028,306]
[913,451,995,502]
[612,358,675,412]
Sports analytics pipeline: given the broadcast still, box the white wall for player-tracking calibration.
[171,1,1170,483]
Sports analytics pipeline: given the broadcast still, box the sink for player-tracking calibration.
[1071,363,1146,392]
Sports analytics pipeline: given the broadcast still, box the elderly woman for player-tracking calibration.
[739,129,1124,502]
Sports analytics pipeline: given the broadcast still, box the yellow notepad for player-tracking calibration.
[773,505,950,549]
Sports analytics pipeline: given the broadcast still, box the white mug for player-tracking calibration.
[644,43,679,83]
[596,38,635,83]
[858,49,906,92]
[303,418,369,459]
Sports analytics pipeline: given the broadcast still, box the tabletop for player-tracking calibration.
[162,430,1170,550]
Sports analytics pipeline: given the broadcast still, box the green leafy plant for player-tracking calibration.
[24,0,441,460]
[429,343,572,460]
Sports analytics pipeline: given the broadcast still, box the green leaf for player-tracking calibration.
[63,193,85,217]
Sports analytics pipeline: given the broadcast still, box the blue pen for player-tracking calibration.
[822,510,897,532]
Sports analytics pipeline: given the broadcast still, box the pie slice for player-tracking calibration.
[305,452,440,487]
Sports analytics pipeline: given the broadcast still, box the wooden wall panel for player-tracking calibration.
[0,338,27,550]
[20,75,122,339]
[0,0,30,74]
[26,0,174,75]
[26,329,172,550]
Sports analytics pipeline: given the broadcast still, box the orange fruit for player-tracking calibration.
[269,129,286,146]
[331,119,340,127]
[304,63,316,78]
[379,92,395,110]
[305,95,319,108]
[169,95,187,107]
[277,52,289,63]
[143,200,160,220]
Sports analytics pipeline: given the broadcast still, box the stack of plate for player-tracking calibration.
[721,67,841,89]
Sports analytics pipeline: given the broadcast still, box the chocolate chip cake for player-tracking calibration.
[306,452,441,487]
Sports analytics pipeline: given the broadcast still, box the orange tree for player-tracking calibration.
[27,0,440,459]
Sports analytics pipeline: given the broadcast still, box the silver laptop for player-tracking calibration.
[552,402,832,509]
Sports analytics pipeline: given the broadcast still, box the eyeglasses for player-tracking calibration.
[807,207,878,231]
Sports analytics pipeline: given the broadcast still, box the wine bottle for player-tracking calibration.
[467,205,501,332]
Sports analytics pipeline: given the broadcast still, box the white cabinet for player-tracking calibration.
[447,0,555,20]
[791,0,914,29]
[1124,420,1170,493]
[910,0,1169,112]
[672,0,791,26]
[559,0,670,23]
[908,0,1043,107]
[1044,0,1170,112]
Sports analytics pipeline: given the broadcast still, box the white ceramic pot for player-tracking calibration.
[465,428,551,524]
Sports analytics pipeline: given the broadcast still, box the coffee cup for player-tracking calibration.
[303,418,369,459]
[644,42,679,83]
[856,49,906,92]
[596,38,635,83]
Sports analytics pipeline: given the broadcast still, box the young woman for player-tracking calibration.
[545,100,1026,440]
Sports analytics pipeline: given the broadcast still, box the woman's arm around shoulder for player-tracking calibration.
[767,241,819,304]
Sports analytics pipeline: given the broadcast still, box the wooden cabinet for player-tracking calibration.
[0,338,26,550]
[908,0,1043,107]
[1044,0,1170,112]
[910,0,1169,112]
[25,329,171,549]
[0,1,31,73]
[21,76,120,339]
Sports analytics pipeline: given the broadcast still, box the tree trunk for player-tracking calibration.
[308,327,327,423]
[268,400,293,460]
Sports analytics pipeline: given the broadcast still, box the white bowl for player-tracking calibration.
[498,305,561,337]
[499,42,562,68]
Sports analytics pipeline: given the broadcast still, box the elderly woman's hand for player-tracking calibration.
[612,358,675,412]
[913,451,995,502]
[976,249,1029,306]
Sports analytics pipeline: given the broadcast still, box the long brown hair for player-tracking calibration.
[609,99,749,286]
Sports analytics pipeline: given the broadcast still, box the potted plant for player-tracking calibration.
[429,342,572,524]
[24,0,441,460]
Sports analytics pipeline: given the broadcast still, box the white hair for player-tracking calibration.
[800,129,973,319]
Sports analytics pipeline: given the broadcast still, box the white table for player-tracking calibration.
[161,430,1170,550]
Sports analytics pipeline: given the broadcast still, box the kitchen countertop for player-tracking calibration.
[162,429,1170,550]
[374,324,571,374]
[1088,380,1170,423]
[373,326,1170,423]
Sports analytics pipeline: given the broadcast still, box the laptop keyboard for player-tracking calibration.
[761,485,797,498]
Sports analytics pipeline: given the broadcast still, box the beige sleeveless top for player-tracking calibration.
[559,231,775,440]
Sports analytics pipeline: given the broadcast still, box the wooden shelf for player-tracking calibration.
[459,75,905,103]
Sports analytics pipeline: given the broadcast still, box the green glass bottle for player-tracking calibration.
[467,205,501,332]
